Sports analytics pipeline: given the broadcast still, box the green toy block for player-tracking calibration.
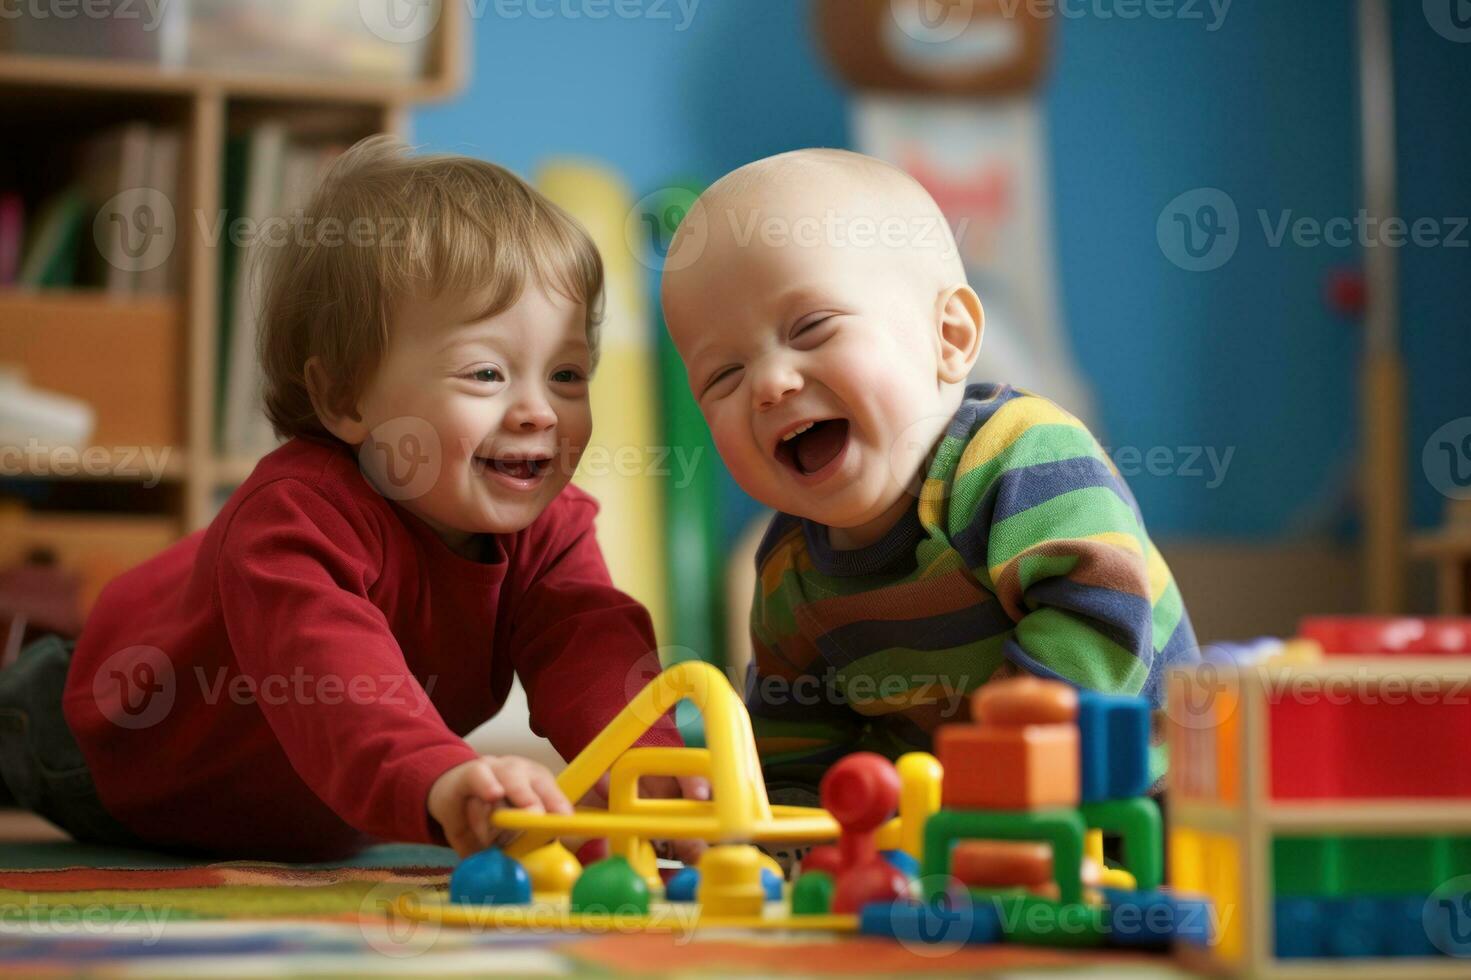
[1339,836,1444,896]
[981,893,1107,948]
[1447,836,1471,878]
[1273,834,1471,898]
[922,808,1087,906]
[1272,837,1340,897]
[1078,797,1163,892]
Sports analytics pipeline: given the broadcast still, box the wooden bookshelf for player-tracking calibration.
[0,5,467,555]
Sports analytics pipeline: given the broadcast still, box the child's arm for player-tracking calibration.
[216,479,484,847]
[951,396,1194,699]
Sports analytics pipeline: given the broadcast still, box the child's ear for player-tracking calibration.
[304,356,369,445]
[936,284,984,384]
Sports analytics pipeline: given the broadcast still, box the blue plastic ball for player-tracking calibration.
[449,847,532,905]
[665,866,700,902]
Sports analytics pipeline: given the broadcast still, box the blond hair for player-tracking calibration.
[259,135,604,440]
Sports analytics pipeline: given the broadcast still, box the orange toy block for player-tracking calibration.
[951,840,1053,888]
[972,676,1078,726]
[935,722,1080,809]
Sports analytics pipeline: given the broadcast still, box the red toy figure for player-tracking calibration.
[802,753,911,914]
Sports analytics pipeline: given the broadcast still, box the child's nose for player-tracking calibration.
[753,362,803,411]
[506,391,556,431]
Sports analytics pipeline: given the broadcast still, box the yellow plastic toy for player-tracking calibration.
[491,661,936,858]
[402,660,942,932]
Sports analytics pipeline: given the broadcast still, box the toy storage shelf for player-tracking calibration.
[0,52,461,104]
[0,289,185,478]
[0,4,466,556]
[1267,801,1471,832]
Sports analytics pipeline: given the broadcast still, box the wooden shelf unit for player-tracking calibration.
[0,5,466,546]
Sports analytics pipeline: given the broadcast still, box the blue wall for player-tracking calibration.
[416,2,1470,539]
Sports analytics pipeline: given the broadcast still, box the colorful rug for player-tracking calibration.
[0,839,1197,977]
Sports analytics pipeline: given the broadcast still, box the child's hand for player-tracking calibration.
[428,755,572,857]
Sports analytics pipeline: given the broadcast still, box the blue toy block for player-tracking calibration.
[1323,898,1383,958]
[1383,896,1438,958]
[1077,690,1151,801]
[761,867,784,901]
[881,849,920,880]
[450,848,531,906]
[665,866,699,902]
[859,897,1001,946]
[1101,889,1212,948]
[1274,898,1326,959]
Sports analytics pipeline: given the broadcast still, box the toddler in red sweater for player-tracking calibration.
[0,137,702,860]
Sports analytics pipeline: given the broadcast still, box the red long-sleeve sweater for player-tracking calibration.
[64,436,677,860]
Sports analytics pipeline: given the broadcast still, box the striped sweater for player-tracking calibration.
[746,383,1198,792]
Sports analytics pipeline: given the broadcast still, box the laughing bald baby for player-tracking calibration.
[660,149,1198,809]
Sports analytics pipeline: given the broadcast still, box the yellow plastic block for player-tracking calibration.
[1170,827,1205,895]
[1204,831,1242,964]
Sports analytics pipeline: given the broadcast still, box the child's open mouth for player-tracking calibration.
[474,455,552,490]
[774,418,850,482]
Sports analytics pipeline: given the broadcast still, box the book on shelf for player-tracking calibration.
[6,123,183,294]
[17,188,85,288]
[81,122,182,296]
[137,128,180,296]
[218,125,342,458]
[0,193,21,286]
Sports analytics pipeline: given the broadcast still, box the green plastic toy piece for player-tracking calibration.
[791,870,835,916]
[1272,836,1340,896]
[1274,834,1471,898]
[569,855,650,915]
[922,808,1087,906]
[1079,797,1163,892]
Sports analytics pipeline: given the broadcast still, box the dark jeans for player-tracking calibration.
[0,634,144,847]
